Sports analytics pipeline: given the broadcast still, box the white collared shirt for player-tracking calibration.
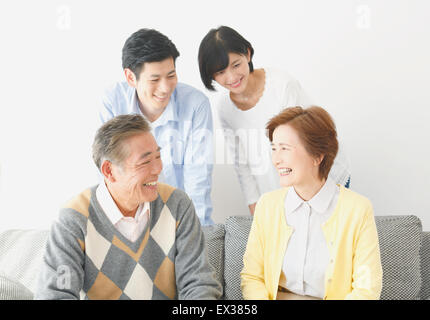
[96,181,150,242]
[280,177,340,298]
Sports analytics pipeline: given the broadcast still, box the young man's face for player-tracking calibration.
[126,57,178,122]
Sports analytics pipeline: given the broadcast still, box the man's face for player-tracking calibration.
[126,57,178,121]
[109,132,163,210]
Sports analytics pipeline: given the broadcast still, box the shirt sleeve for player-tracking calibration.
[219,115,260,205]
[344,204,383,300]
[34,210,86,300]
[328,140,351,187]
[174,193,222,299]
[182,97,214,225]
[281,76,313,108]
[240,198,270,299]
[99,88,116,125]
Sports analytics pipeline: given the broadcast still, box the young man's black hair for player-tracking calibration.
[122,28,180,80]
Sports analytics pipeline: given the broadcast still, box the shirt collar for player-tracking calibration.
[96,180,148,225]
[308,177,338,214]
[285,186,304,215]
[285,177,338,216]
[132,88,178,129]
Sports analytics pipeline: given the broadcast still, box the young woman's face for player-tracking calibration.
[271,124,321,188]
[213,52,251,94]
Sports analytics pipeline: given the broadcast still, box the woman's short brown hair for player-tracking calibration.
[266,106,338,181]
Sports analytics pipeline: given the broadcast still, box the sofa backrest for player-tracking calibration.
[0,215,429,300]
[421,232,430,300]
[375,216,422,299]
[0,229,49,295]
[202,223,225,297]
[202,215,430,300]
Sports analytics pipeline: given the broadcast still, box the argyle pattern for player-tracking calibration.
[35,182,223,300]
[67,183,178,300]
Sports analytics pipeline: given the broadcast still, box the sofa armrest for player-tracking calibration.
[0,274,33,300]
[420,232,430,300]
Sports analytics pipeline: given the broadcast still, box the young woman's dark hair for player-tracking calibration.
[198,26,254,91]
[122,28,180,80]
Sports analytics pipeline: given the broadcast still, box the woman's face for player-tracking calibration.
[271,124,321,188]
[213,51,251,94]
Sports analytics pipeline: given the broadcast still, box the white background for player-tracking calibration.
[0,0,429,231]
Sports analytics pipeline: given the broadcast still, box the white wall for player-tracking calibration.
[0,0,429,231]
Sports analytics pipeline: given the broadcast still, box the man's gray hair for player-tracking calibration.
[92,114,151,171]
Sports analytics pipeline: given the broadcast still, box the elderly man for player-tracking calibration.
[35,114,222,300]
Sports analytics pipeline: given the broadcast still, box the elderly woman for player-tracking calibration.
[240,106,382,300]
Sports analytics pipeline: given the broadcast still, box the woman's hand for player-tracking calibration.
[248,203,256,215]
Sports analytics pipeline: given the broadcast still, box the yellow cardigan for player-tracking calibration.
[240,186,383,300]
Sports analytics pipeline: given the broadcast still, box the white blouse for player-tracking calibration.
[279,177,340,299]
[215,67,350,206]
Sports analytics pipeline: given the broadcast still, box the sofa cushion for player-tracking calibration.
[0,229,49,293]
[224,216,253,300]
[0,274,33,300]
[223,215,423,300]
[202,223,225,297]
[420,232,430,300]
[376,216,422,300]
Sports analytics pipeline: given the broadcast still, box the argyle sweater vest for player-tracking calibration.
[35,183,221,300]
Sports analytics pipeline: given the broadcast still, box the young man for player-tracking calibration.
[100,29,214,225]
[35,114,222,300]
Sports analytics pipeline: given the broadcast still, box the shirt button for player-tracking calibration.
[330,259,334,263]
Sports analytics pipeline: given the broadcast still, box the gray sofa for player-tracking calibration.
[0,215,429,300]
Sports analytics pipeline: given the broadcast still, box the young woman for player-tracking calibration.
[198,26,350,215]
[240,106,382,300]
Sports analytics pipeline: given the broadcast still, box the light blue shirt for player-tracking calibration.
[100,81,214,225]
